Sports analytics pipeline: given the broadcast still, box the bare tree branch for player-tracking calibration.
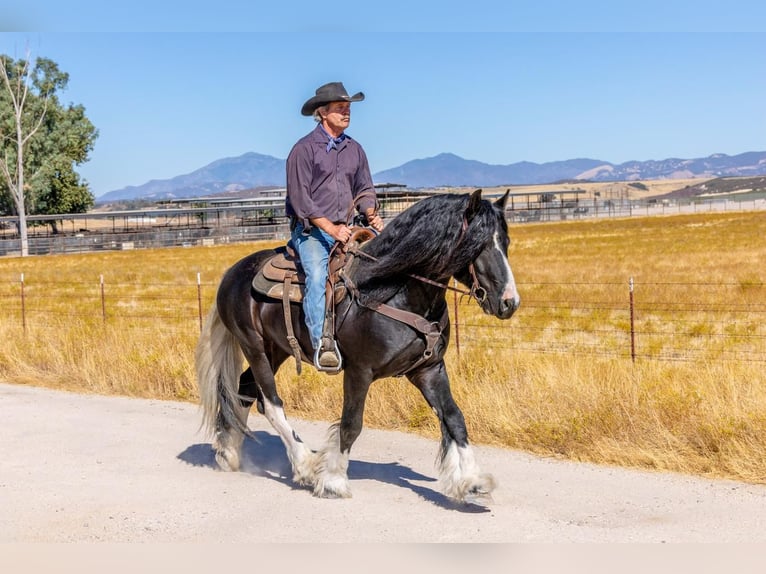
[0,149,15,191]
[0,51,39,255]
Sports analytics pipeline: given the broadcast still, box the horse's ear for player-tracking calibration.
[466,189,483,221]
[494,189,510,212]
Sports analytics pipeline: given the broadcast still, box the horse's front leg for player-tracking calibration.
[313,369,372,498]
[407,361,496,503]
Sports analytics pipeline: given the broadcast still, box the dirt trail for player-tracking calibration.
[2,382,766,542]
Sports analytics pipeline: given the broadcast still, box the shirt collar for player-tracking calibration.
[318,124,348,152]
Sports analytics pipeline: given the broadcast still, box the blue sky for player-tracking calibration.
[2,3,765,197]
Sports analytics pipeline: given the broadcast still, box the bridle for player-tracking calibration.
[380,260,486,303]
[336,205,492,372]
[343,213,488,305]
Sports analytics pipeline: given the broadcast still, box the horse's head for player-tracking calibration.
[454,189,520,320]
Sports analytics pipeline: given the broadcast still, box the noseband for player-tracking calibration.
[443,212,487,304]
[467,263,487,303]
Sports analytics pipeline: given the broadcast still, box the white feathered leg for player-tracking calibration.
[212,402,248,471]
[312,423,351,498]
[261,399,317,486]
[437,441,496,502]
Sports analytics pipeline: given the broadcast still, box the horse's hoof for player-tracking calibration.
[215,451,240,472]
[442,473,497,503]
[292,472,314,487]
[313,477,352,499]
[463,473,497,503]
[315,488,352,499]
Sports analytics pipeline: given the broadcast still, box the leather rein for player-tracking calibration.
[343,214,488,304]
[343,190,487,304]
[339,212,488,372]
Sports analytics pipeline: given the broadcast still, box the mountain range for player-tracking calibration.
[97,150,766,203]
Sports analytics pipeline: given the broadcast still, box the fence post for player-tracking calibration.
[629,277,636,363]
[100,275,106,323]
[20,273,26,334]
[197,272,203,333]
[453,279,460,358]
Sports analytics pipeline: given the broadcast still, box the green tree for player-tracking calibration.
[32,162,95,234]
[0,52,98,253]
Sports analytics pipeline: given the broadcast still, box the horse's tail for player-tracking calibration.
[195,301,245,437]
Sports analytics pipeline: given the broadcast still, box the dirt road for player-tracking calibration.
[2,382,765,543]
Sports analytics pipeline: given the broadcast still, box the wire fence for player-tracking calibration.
[2,196,765,257]
[1,273,764,364]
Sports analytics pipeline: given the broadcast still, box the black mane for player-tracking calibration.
[352,192,505,302]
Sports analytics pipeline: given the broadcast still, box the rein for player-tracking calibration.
[343,213,487,304]
[336,211,489,372]
[347,245,485,302]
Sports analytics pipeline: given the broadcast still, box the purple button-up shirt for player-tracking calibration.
[286,124,376,230]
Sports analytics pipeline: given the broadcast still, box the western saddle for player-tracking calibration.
[251,227,376,374]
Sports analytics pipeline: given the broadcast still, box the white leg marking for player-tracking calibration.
[437,442,497,503]
[261,399,316,485]
[213,428,244,471]
[213,403,248,472]
[313,423,351,498]
[437,441,463,497]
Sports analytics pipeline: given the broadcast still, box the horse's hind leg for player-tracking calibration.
[238,367,264,414]
[213,367,263,471]
[243,350,318,487]
[212,368,254,472]
[407,362,496,502]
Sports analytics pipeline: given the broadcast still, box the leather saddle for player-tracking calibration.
[251,228,375,304]
[252,244,308,303]
[250,227,452,377]
[251,227,376,374]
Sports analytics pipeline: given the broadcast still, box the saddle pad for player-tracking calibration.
[253,270,352,305]
[251,238,366,304]
[261,251,306,284]
[252,271,305,303]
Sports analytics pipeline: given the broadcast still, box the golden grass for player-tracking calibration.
[0,211,764,484]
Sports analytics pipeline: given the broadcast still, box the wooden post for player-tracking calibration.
[629,277,636,363]
[197,272,203,333]
[20,273,26,334]
[100,275,107,323]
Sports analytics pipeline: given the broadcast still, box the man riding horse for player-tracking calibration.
[286,82,384,371]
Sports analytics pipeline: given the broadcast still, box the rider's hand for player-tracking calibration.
[333,224,352,243]
[366,210,384,232]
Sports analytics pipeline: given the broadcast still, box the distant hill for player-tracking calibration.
[98,152,285,202]
[654,175,766,200]
[372,153,606,187]
[96,150,766,203]
[373,151,766,187]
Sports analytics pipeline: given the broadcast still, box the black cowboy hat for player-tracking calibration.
[301,82,365,116]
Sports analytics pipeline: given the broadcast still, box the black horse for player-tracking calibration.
[196,189,520,501]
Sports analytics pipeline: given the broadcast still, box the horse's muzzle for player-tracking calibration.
[497,296,520,319]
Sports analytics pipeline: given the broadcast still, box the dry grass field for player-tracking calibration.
[0,209,764,485]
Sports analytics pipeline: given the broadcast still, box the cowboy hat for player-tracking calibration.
[301,82,365,116]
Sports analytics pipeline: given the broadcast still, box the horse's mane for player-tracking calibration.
[352,193,503,303]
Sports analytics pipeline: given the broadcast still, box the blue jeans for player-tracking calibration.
[290,222,336,350]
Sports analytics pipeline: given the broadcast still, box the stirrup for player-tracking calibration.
[313,340,343,373]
